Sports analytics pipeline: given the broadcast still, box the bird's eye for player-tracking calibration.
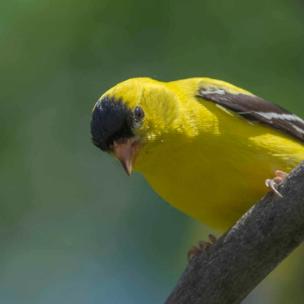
[134,106,145,122]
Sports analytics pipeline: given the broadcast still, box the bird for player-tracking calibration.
[90,77,304,231]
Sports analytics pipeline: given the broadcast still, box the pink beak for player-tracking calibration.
[113,138,140,175]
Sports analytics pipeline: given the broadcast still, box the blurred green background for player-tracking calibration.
[1,0,304,303]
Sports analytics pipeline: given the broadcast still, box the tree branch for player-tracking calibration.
[165,162,304,304]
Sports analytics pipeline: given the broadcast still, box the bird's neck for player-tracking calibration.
[134,95,219,174]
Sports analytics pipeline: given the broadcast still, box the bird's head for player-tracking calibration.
[90,77,179,175]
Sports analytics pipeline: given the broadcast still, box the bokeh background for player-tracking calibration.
[2,0,304,303]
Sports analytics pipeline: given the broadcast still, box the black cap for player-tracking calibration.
[91,96,135,151]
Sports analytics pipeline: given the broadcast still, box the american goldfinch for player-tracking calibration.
[90,77,304,230]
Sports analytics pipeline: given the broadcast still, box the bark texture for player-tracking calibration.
[166,162,304,304]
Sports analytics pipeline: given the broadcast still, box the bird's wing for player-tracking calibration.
[197,86,304,143]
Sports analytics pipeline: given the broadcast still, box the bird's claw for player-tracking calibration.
[265,170,288,198]
[187,234,217,261]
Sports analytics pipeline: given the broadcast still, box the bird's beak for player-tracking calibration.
[113,138,140,176]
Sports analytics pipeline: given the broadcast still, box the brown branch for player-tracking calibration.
[165,162,304,304]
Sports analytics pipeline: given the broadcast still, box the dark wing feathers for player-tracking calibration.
[197,87,304,143]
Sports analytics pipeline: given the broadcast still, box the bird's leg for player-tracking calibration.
[187,234,217,261]
[265,170,288,198]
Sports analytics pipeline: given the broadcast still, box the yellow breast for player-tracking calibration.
[134,82,304,230]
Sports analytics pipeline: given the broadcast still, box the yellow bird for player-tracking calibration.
[90,77,304,231]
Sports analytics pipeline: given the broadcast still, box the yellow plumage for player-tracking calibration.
[96,77,304,230]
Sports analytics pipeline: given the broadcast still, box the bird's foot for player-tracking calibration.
[265,170,288,198]
[187,234,217,261]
